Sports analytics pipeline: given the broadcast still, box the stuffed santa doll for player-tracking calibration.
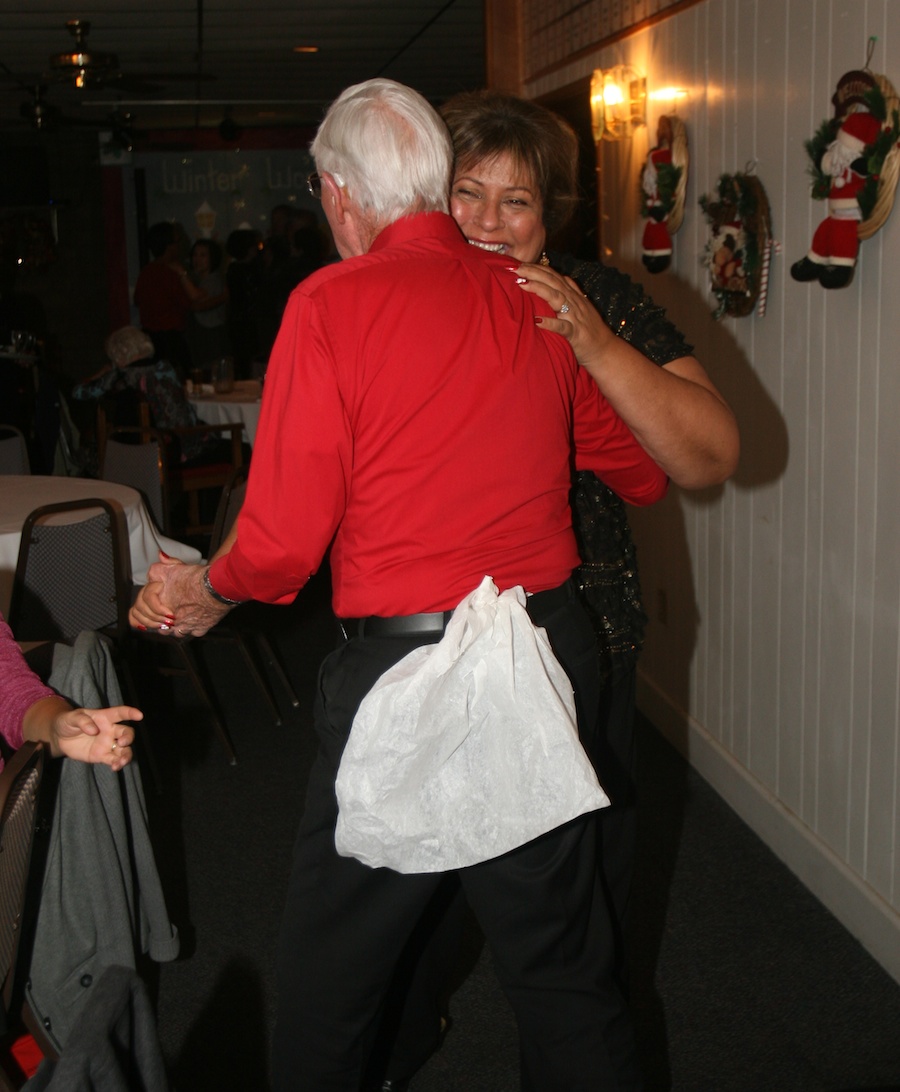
[641,116,676,273]
[791,70,884,289]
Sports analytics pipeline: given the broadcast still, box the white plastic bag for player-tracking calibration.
[335,576,609,873]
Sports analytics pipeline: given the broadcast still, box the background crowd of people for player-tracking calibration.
[133,206,329,385]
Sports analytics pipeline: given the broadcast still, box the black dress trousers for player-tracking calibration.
[271,588,637,1091]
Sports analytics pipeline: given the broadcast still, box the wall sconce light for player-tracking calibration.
[590,66,647,142]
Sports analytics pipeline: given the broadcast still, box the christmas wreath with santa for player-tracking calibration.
[791,66,900,289]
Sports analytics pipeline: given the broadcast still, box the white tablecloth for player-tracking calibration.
[0,475,201,615]
[188,379,263,447]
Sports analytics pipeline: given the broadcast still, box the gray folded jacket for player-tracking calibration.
[25,631,178,1053]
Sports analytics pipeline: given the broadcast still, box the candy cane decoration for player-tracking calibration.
[756,238,781,318]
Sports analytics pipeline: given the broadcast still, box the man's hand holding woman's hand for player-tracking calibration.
[129,551,231,637]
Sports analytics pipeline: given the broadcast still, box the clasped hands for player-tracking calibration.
[130,553,232,638]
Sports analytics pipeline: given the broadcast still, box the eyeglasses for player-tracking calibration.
[307,171,322,200]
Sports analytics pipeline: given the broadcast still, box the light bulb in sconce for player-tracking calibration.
[591,66,647,142]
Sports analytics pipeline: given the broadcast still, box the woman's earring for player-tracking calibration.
[539,252,550,266]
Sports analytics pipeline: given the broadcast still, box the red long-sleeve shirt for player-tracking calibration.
[211,213,666,616]
[133,261,191,332]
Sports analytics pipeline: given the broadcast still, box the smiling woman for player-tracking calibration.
[450,154,546,262]
[369,88,740,1091]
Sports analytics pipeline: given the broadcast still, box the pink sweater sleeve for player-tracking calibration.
[0,613,56,755]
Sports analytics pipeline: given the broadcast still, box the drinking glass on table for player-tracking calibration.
[213,356,234,393]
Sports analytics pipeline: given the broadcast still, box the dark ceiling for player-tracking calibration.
[0,1,486,136]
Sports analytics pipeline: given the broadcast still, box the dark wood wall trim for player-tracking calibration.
[524,0,705,86]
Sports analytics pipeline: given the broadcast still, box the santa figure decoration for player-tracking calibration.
[640,115,688,273]
[791,67,900,289]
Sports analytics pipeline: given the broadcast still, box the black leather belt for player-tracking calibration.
[338,578,575,642]
[339,611,453,641]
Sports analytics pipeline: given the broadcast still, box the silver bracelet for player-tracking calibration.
[202,566,243,606]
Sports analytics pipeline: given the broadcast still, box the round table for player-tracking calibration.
[0,475,201,615]
[188,379,263,447]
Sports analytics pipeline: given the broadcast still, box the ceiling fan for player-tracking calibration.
[16,82,136,146]
[48,19,119,89]
[19,85,62,131]
[45,19,215,95]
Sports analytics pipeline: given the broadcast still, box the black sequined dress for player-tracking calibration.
[549,252,693,685]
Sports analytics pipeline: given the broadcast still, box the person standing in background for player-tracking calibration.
[186,237,229,372]
[134,221,203,380]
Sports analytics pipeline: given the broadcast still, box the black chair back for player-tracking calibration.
[8,499,132,643]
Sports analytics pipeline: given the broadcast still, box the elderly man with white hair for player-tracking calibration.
[130,78,667,1090]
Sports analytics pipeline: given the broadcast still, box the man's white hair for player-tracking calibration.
[311,78,451,223]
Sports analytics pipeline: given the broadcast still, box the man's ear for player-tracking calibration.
[321,172,347,223]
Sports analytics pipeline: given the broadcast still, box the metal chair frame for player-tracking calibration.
[8,499,132,644]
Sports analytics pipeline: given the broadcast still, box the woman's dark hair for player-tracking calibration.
[440,90,580,238]
[191,237,223,273]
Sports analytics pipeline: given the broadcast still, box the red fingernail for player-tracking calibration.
[160,551,172,559]
[534,316,544,324]
[136,624,147,631]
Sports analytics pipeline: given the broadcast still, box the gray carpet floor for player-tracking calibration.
[140,572,900,1091]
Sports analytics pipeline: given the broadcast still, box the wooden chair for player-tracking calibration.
[98,410,244,539]
[169,420,244,538]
